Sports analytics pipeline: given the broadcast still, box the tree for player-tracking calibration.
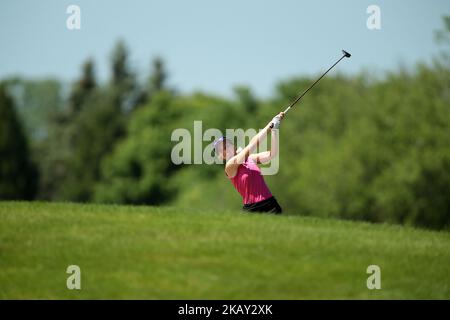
[56,42,134,201]
[95,91,178,204]
[68,58,96,114]
[3,77,61,141]
[33,60,96,200]
[0,83,38,200]
[434,16,450,45]
[137,57,169,106]
[233,85,258,114]
[111,40,133,88]
[149,57,167,94]
[59,90,125,201]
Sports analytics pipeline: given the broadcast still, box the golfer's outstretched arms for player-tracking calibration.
[250,128,279,164]
[225,112,284,177]
[225,122,272,177]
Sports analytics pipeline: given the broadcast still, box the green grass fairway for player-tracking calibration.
[0,202,449,299]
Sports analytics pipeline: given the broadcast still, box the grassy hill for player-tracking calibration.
[0,201,449,299]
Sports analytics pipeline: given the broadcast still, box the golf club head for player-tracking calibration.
[342,50,351,58]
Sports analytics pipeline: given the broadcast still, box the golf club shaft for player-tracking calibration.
[283,53,347,114]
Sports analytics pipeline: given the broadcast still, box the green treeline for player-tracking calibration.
[1,20,449,230]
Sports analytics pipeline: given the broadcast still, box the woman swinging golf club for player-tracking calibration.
[213,50,351,214]
[214,112,285,214]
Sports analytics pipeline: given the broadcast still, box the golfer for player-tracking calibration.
[214,112,284,214]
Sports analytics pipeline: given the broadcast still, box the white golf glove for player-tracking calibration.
[271,115,281,129]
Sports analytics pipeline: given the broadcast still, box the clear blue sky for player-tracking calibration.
[0,0,449,97]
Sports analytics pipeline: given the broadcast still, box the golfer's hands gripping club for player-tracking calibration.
[270,112,285,129]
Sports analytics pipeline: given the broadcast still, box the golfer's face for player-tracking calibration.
[219,140,234,160]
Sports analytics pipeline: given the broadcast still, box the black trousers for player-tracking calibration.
[243,196,282,214]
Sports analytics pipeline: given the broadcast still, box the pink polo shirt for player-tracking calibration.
[229,157,273,205]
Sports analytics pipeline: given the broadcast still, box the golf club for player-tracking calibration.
[281,49,351,115]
